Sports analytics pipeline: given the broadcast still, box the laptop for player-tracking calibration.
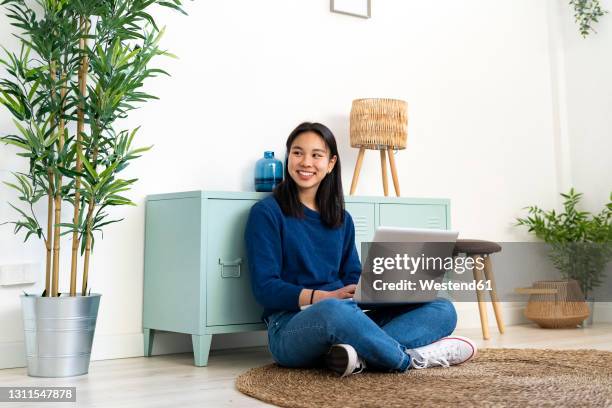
[352,226,459,307]
[299,226,459,310]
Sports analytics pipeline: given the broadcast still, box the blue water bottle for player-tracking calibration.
[255,151,283,192]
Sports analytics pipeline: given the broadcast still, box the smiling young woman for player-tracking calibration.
[244,122,477,377]
[274,123,344,228]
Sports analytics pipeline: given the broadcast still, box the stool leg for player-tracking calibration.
[387,146,401,197]
[483,255,505,334]
[380,149,389,196]
[472,255,490,340]
[350,147,366,195]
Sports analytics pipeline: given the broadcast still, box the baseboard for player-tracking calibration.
[0,329,268,370]
[0,341,25,370]
[454,301,530,329]
[0,333,148,370]
[2,302,610,370]
[592,302,612,323]
[455,301,612,329]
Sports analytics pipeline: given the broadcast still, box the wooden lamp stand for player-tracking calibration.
[350,146,401,196]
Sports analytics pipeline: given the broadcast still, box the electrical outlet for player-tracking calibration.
[0,262,38,286]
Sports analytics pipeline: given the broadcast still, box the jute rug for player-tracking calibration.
[236,348,612,407]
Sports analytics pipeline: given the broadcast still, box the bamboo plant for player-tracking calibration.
[1,0,186,297]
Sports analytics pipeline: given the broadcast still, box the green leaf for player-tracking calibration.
[2,138,29,150]
[3,181,22,193]
[77,148,98,180]
[27,79,40,101]
[44,130,59,147]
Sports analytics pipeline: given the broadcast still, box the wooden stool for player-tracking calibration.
[349,146,400,197]
[453,239,504,340]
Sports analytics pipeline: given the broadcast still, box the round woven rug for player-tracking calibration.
[236,348,612,407]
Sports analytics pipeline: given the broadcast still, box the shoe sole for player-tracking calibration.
[325,345,357,377]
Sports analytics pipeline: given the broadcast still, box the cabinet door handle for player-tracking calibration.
[219,258,242,278]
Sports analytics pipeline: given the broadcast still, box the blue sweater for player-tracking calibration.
[244,196,362,319]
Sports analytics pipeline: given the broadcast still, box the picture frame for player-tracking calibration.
[330,0,371,19]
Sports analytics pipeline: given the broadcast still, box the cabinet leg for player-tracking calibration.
[192,334,213,367]
[144,328,155,357]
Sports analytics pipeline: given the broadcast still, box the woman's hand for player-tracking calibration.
[298,284,357,307]
[314,284,356,303]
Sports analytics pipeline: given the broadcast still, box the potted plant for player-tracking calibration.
[1,0,186,377]
[516,188,612,324]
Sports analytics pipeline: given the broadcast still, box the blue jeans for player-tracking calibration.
[265,297,457,372]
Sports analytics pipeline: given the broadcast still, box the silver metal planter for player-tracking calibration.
[20,293,101,377]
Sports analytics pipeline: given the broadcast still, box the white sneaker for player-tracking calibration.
[406,336,477,369]
[325,344,366,377]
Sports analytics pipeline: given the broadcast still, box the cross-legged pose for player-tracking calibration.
[245,122,477,377]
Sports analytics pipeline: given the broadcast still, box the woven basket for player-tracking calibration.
[515,280,590,328]
[350,98,408,150]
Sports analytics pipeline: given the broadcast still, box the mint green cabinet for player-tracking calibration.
[205,199,261,326]
[379,203,447,229]
[143,191,450,366]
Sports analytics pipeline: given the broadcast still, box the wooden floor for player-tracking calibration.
[1,323,611,407]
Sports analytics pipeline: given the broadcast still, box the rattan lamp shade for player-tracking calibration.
[350,98,408,150]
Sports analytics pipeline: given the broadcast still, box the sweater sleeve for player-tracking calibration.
[340,212,362,286]
[244,203,303,311]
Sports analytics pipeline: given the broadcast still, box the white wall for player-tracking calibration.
[1,0,605,368]
[559,0,612,210]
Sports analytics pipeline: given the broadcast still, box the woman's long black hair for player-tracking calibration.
[274,122,345,228]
